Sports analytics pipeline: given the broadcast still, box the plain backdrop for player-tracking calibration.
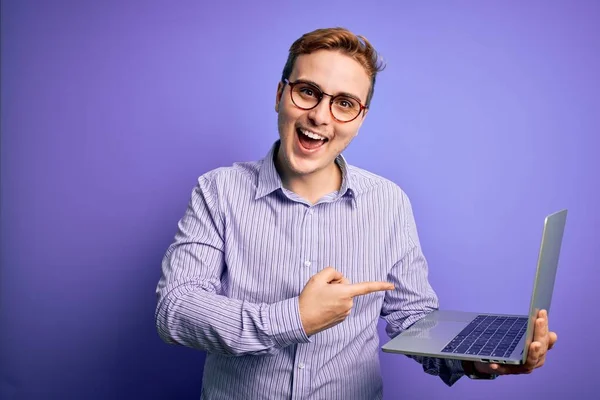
[1,1,598,399]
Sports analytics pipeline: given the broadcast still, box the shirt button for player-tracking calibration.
[304,260,311,268]
[307,209,313,216]
[298,363,305,369]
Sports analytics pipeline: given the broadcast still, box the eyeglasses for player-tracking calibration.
[282,78,367,123]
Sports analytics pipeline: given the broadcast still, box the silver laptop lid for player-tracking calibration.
[521,209,568,363]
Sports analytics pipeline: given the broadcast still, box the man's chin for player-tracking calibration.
[280,145,330,178]
[288,162,320,177]
[283,153,323,175]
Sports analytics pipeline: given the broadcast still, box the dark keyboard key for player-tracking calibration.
[443,315,530,357]
[455,345,472,353]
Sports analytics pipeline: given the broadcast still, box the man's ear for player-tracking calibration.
[275,81,284,113]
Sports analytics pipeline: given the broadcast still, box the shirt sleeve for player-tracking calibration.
[380,192,465,386]
[155,175,310,356]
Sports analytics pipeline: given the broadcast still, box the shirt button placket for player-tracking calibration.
[292,357,309,399]
[292,206,314,399]
[301,207,315,277]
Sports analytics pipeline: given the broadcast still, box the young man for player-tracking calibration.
[155,27,557,399]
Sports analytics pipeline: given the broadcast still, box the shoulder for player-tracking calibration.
[347,164,420,227]
[348,164,423,245]
[348,164,410,204]
[197,160,261,190]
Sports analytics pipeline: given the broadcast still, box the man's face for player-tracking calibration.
[275,50,371,179]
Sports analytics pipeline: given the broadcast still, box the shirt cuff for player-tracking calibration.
[267,297,311,348]
[449,359,465,374]
[443,358,466,386]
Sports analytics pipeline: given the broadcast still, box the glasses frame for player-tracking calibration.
[282,78,367,123]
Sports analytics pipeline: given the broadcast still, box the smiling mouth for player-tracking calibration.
[296,128,329,150]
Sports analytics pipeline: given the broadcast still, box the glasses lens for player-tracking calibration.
[289,81,362,122]
[331,96,361,122]
[291,83,320,109]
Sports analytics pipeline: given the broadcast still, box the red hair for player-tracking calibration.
[281,27,386,107]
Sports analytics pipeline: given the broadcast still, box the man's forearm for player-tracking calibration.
[155,283,310,357]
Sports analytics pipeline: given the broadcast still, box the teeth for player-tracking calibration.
[300,129,326,140]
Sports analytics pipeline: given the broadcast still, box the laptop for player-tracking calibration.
[381,209,567,365]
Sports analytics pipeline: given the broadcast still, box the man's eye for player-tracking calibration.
[300,87,316,97]
[336,98,357,109]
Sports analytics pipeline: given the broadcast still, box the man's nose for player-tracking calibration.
[308,97,332,126]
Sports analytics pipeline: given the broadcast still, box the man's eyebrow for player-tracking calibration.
[295,78,364,103]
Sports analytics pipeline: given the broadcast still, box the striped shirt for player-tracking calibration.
[155,141,465,399]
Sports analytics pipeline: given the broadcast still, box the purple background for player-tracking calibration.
[1,1,598,399]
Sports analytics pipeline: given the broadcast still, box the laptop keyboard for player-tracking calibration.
[441,315,528,358]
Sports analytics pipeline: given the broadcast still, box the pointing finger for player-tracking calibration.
[347,281,395,297]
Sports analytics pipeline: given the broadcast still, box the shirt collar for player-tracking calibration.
[255,141,284,200]
[255,140,356,202]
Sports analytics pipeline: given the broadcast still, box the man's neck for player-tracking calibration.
[275,155,342,205]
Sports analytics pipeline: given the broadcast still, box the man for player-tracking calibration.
[155,27,557,399]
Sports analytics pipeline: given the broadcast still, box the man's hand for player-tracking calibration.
[472,309,558,376]
[299,267,395,336]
